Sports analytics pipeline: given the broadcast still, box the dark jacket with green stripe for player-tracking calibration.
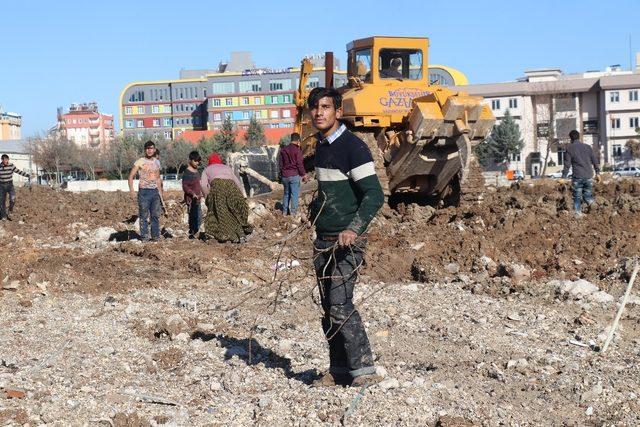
[311,125,384,236]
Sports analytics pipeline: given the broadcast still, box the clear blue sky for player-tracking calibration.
[1,0,638,137]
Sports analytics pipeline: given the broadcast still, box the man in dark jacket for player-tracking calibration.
[562,130,600,216]
[0,154,31,221]
[278,133,306,215]
[308,87,385,388]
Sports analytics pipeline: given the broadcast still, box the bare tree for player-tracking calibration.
[75,146,103,180]
[28,134,77,184]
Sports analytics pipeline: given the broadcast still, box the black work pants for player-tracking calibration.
[313,237,375,378]
[0,183,14,219]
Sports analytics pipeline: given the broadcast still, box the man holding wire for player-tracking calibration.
[307,87,385,387]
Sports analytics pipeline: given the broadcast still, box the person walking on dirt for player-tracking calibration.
[182,150,204,239]
[562,130,600,217]
[307,87,385,387]
[278,132,306,216]
[0,154,31,221]
[128,141,164,241]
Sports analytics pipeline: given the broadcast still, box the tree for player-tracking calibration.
[214,116,237,154]
[245,116,265,148]
[279,134,291,147]
[165,140,195,173]
[105,136,143,179]
[28,134,77,184]
[475,110,524,166]
[75,146,103,180]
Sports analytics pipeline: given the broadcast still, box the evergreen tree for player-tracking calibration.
[245,116,265,148]
[476,110,524,165]
[213,116,237,154]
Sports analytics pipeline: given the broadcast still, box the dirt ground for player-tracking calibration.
[1,177,639,426]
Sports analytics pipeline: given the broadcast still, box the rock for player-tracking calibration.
[176,298,197,311]
[411,242,425,251]
[588,290,614,304]
[507,313,522,321]
[445,263,460,274]
[174,332,190,342]
[436,415,475,427]
[3,387,26,399]
[403,283,419,292]
[258,396,271,408]
[209,381,223,391]
[36,282,48,295]
[557,279,599,299]
[586,406,594,416]
[2,280,19,290]
[158,314,189,340]
[378,378,400,390]
[503,263,531,283]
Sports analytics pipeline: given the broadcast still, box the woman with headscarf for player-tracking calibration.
[200,153,252,243]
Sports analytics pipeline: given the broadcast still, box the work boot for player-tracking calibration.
[574,212,584,219]
[5,215,12,221]
[350,373,383,387]
[312,372,351,387]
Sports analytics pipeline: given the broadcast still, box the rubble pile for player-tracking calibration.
[1,180,639,425]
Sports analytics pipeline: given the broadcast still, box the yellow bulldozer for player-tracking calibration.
[294,36,495,203]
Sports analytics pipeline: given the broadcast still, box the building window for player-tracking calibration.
[610,91,620,102]
[254,110,262,119]
[137,120,144,128]
[270,110,279,119]
[164,105,172,113]
[152,119,160,127]
[239,80,262,93]
[128,90,145,102]
[164,131,171,139]
[254,97,261,105]
[557,148,565,166]
[224,112,233,120]
[214,113,221,121]
[225,98,233,106]
[491,99,501,111]
[282,109,291,118]
[269,79,292,91]
[536,123,549,137]
[163,118,172,127]
[508,98,518,109]
[243,111,250,120]
[630,117,639,129]
[152,105,159,114]
[125,106,132,115]
[212,82,235,94]
[125,120,134,128]
[629,90,639,101]
[242,97,249,105]
[583,120,598,134]
[613,144,622,157]
[510,151,521,162]
[306,77,320,89]
[283,94,292,103]
[137,106,145,114]
[271,95,278,104]
[213,99,221,107]
[611,118,621,129]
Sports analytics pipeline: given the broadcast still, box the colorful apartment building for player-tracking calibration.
[56,102,114,148]
[120,61,345,142]
[0,107,22,140]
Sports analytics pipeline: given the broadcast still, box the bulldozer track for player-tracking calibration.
[353,130,391,196]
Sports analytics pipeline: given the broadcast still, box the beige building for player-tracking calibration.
[0,107,22,140]
[56,103,114,149]
[0,139,36,183]
[456,66,640,175]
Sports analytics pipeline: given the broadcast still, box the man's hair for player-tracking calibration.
[189,150,201,161]
[569,130,580,141]
[290,132,301,142]
[1,154,8,160]
[144,140,155,149]
[391,58,402,67]
[308,87,342,110]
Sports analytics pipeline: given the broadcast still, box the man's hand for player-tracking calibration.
[129,190,137,201]
[302,175,308,183]
[338,229,358,247]
[594,174,601,184]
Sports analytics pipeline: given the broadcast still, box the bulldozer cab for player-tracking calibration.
[347,37,429,85]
